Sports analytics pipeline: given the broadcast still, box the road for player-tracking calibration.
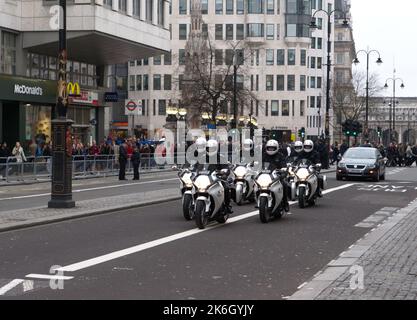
[0,167,416,299]
[0,171,178,212]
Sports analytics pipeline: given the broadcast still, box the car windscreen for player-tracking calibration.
[344,149,376,160]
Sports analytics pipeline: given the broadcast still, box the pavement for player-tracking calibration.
[1,166,416,299]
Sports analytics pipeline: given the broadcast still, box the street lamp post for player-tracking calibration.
[384,69,405,143]
[48,0,75,208]
[310,9,349,148]
[353,48,383,139]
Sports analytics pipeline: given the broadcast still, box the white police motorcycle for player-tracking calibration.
[231,163,256,205]
[176,167,196,220]
[254,164,288,223]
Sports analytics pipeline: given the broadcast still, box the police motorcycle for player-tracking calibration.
[173,166,196,220]
[254,163,289,223]
[231,162,256,205]
[290,159,326,208]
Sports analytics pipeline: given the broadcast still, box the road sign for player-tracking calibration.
[125,100,142,115]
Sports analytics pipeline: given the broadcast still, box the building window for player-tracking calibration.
[300,100,305,116]
[215,24,223,40]
[300,49,306,66]
[237,0,244,14]
[179,24,187,40]
[317,96,322,109]
[277,75,285,91]
[179,49,186,65]
[266,49,274,66]
[164,74,172,90]
[236,24,245,40]
[317,77,322,89]
[154,55,162,65]
[271,100,279,116]
[226,0,234,14]
[226,24,234,40]
[266,75,274,91]
[266,24,274,40]
[202,23,208,39]
[317,37,322,49]
[317,57,322,69]
[153,74,161,90]
[310,96,315,108]
[282,100,290,116]
[201,0,208,14]
[277,49,285,65]
[158,100,166,115]
[1,31,17,75]
[248,0,264,13]
[136,75,142,91]
[247,23,264,37]
[164,52,172,65]
[216,0,223,14]
[143,74,149,90]
[225,49,234,65]
[179,0,187,14]
[251,49,260,66]
[287,75,295,91]
[215,50,223,65]
[310,57,316,68]
[288,49,296,65]
[310,76,316,88]
[133,0,140,17]
[119,0,127,13]
[300,75,306,91]
[267,0,274,14]
[129,75,135,91]
[311,37,316,49]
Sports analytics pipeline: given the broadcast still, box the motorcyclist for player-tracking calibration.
[262,139,290,211]
[195,139,233,214]
[295,139,323,197]
[241,138,254,163]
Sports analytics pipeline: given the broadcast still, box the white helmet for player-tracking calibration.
[206,139,219,157]
[294,141,304,153]
[303,140,314,153]
[195,137,207,154]
[243,139,253,152]
[265,139,279,156]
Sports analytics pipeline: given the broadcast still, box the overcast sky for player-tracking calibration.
[350,0,417,97]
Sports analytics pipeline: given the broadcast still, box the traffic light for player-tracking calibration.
[298,127,306,139]
[377,127,382,137]
[343,119,353,136]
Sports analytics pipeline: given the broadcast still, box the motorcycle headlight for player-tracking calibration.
[194,175,211,192]
[296,168,310,180]
[256,174,273,189]
[180,173,193,188]
[234,166,247,179]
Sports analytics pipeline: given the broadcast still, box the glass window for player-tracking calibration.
[179,49,186,65]
[143,58,149,65]
[236,49,244,65]
[153,74,161,90]
[215,24,223,40]
[215,50,223,65]
[266,49,274,66]
[288,49,296,65]
[202,23,208,39]
[287,75,295,91]
[226,24,234,40]
[164,74,172,90]
[317,77,322,89]
[236,24,244,40]
[129,75,135,91]
[225,49,234,65]
[164,52,172,65]
[143,74,149,90]
[179,24,187,40]
[136,75,142,90]
[317,37,322,49]
[310,76,316,88]
[237,0,244,14]
[300,75,306,91]
[271,100,279,116]
[237,75,244,90]
[286,24,297,37]
[266,24,274,40]
[282,100,289,116]
[247,23,264,37]
[216,0,223,14]
[267,0,274,14]
[119,0,127,12]
[133,0,140,16]
[179,0,187,14]
[201,0,208,14]
[317,96,322,109]
[266,75,274,91]
[276,24,280,39]
[310,96,315,108]
[277,49,285,65]
[251,49,260,66]
[248,0,264,13]
[317,57,322,69]
[277,75,285,91]
[158,100,166,116]
[311,56,316,68]
[300,49,306,66]
[154,55,162,65]
[226,0,233,14]
[300,100,305,116]
[311,37,316,49]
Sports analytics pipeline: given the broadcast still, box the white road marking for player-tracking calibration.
[25,274,74,280]
[0,279,25,296]
[0,178,178,201]
[297,282,308,290]
[54,184,355,273]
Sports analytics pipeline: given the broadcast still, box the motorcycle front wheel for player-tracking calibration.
[259,197,270,223]
[182,194,193,221]
[194,200,209,230]
[298,186,306,209]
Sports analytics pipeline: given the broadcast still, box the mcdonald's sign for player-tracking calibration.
[67,82,80,97]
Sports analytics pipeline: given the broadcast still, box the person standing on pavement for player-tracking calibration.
[331,142,340,165]
[118,142,128,180]
[0,142,11,178]
[131,146,141,180]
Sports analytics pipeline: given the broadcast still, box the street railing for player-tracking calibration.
[0,153,177,183]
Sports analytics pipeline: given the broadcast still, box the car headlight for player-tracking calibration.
[256,174,273,189]
[367,164,376,169]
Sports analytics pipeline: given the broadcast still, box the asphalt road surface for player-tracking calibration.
[0,167,416,299]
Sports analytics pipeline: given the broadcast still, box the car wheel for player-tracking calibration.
[336,174,342,181]
[373,170,380,182]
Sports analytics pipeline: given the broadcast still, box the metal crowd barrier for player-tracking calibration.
[0,153,179,183]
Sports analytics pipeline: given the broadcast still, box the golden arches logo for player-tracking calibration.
[67,82,80,96]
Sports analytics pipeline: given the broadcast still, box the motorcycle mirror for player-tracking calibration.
[286,163,292,168]
[172,165,178,171]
